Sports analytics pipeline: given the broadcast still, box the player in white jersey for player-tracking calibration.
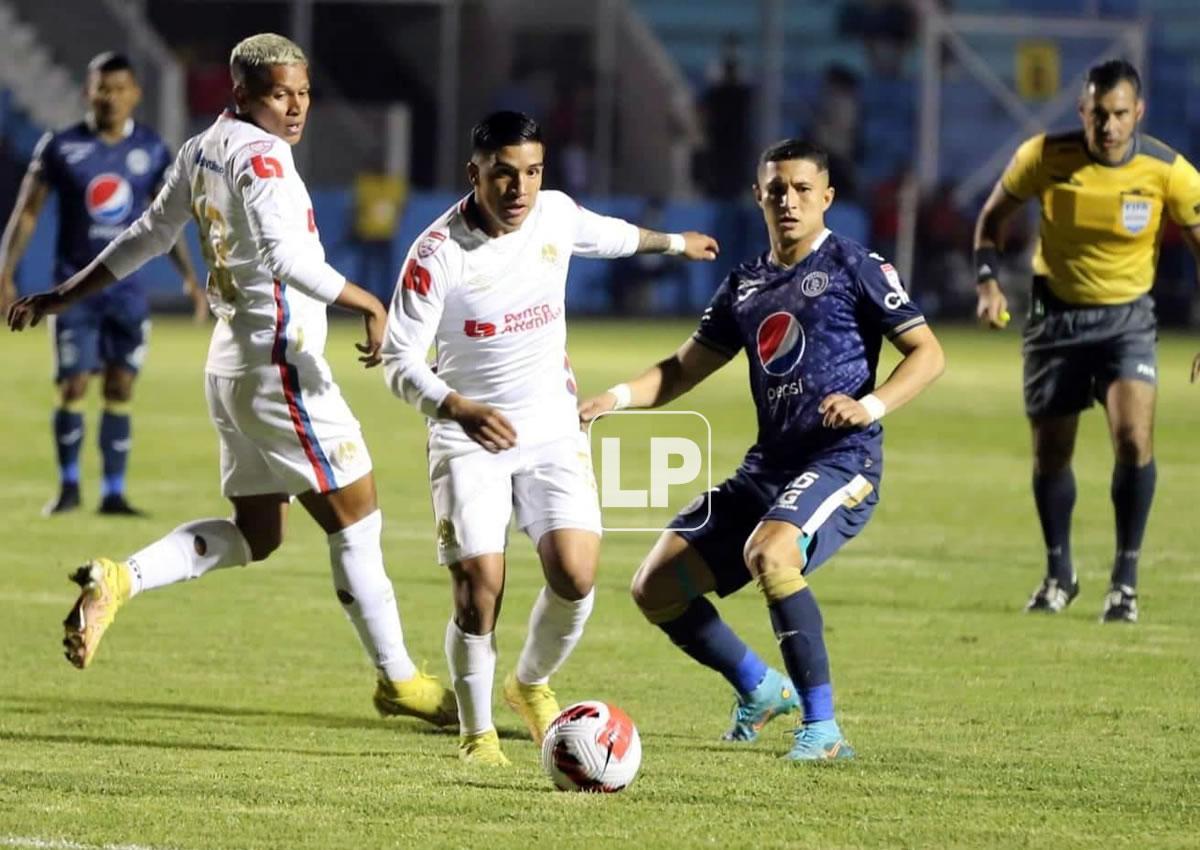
[382,111,719,764]
[6,33,455,728]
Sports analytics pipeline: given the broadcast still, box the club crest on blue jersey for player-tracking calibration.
[85,174,133,225]
[801,271,829,297]
[756,311,805,376]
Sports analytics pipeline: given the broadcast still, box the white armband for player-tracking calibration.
[858,393,887,422]
[665,233,686,255]
[607,383,633,410]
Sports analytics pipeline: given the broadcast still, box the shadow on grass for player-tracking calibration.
[0,695,466,736]
[0,728,399,759]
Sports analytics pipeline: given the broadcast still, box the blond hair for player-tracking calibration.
[230,33,307,91]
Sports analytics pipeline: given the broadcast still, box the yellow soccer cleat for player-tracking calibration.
[373,669,458,728]
[62,558,132,669]
[458,728,510,766]
[502,671,561,746]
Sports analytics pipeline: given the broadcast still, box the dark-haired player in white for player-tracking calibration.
[382,110,719,765]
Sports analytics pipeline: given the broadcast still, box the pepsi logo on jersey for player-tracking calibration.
[756,312,805,376]
[85,173,133,225]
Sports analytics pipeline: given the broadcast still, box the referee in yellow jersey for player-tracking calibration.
[974,60,1200,623]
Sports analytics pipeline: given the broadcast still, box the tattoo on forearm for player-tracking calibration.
[637,228,671,253]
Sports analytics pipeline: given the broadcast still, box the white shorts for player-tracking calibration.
[428,432,601,565]
[206,366,373,498]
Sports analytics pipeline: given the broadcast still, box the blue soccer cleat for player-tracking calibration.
[783,719,855,761]
[721,667,801,742]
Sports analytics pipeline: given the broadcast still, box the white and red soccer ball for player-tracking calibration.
[540,700,642,793]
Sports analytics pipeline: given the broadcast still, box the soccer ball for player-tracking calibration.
[540,700,642,793]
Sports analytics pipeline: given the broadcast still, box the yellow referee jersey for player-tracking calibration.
[1001,131,1200,305]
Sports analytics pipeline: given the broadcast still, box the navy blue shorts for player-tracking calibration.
[669,448,881,597]
[49,285,150,382]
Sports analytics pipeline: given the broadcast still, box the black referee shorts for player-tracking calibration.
[1021,277,1158,419]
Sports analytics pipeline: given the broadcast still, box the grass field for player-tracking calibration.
[1,317,1198,850]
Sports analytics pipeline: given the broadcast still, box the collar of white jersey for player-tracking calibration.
[84,113,135,139]
[811,227,832,251]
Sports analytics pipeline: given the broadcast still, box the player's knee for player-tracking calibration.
[58,376,88,404]
[552,569,594,601]
[1112,424,1152,464]
[451,559,503,596]
[101,373,134,403]
[1034,444,1073,474]
[452,591,500,634]
[448,559,504,629]
[240,527,282,562]
[630,560,688,624]
[743,541,807,604]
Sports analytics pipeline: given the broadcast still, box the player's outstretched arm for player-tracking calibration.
[567,202,717,261]
[331,281,387,368]
[973,180,1025,330]
[820,324,945,429]
[0,170,49,312]
[636,228,719,261]
[7,261,117,331]
[578,337,731,425]
[10,154,194,331]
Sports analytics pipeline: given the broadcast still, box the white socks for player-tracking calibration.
[445,620,497,736]
[126,518,251,596]
[515,587,595,686]
[329,510,417,682]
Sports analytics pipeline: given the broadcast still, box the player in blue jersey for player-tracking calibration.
[579,139,945,760]
[0,52,202,517]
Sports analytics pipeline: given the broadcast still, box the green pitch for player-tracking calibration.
[1,318,1197,850]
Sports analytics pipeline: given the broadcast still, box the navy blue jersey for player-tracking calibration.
[31,120,171,284]
[694,229,926,467]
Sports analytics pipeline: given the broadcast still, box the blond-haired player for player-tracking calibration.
[7,33,455,726]
[382,111,719,764]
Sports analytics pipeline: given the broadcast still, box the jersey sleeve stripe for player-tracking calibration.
[885,316,927,339]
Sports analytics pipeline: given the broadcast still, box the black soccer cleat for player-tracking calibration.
[1024,576,1079,614]
[42,483,81,517]
[1100,584,1138,624]
[97,494,146,517]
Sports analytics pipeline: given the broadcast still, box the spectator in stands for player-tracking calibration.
[548,75,594,196]
[838,0,916,77]
[696,34,753,199]
[915,180,972,317]
[183,42,232,135]
[607,198,690,314]
[811,64,863,204]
